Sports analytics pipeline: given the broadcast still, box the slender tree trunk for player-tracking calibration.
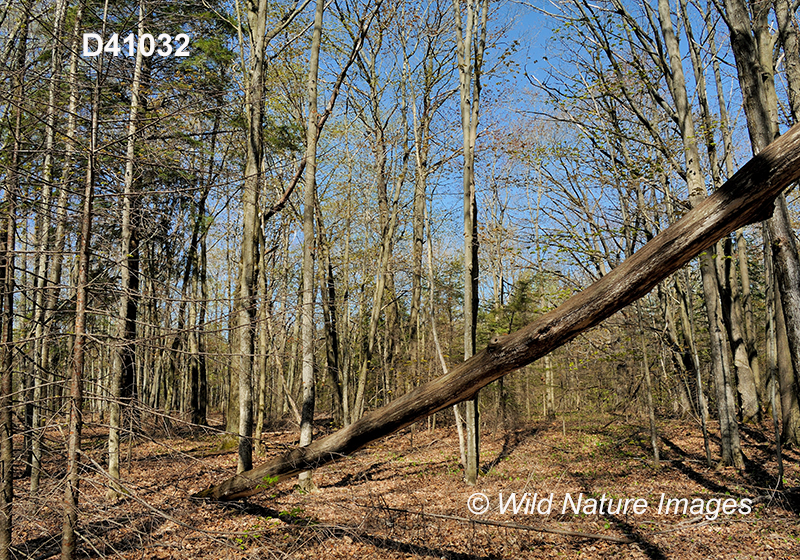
[454,0,488,486]
[660,282,694,416]
[108,0,145,499]
[235,0,269,474]
[768,237,800,446]
[198,237,208,422]
[1,4,31,553]
[44,6,83,422]
[30,0,68,494]
[297,0,324,492]
[0,87,17,560]
[316,204,344,424]
[425,203,466,466]
[765,223,788,478]
[189,104,219,428]
[409,127,427,389]
[637,302,660,466]
[657,0,744,468]
[254,226,269,454]
[676,271,713,464]
[62,17,102,550]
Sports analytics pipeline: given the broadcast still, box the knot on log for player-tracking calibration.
[487,334,505,352]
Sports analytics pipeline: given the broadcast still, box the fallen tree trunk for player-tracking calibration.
[197,123,800,501]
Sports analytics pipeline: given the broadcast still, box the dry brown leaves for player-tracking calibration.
[12,415,800,559]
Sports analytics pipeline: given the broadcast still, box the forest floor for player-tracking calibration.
[12,412,800,559]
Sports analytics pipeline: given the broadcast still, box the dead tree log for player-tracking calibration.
[196,123,800,501]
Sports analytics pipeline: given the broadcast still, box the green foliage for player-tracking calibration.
[264,119,303,153]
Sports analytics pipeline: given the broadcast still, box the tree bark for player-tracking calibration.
[454,0,488,487]
[768,234,800,446]
[316,204,344,424]
[108,0,145,500]
[0,3,28,551]
[254,226,269,455]
[678,0,760,423]
[658,0,744,467]
[234,0,270,474]
[774,0,800,122]
[196,123,800,500]
[637,302,660,467]
[62,22,101,553]
[30,0,68,495]
[297,0,324,492]
[722,0,800,404]
[0,97,16,560]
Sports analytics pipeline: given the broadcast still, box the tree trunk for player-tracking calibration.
[0,97,16,560]
[678,0,760,424]
[235,0,269,474]
[0,5,28,552]
[454,0,488,487]
[722,0,800,403]
[657,0,744,468]
[195,124,800,500]
[717,237,760,421]
[254,226,269,454]
[316,205,344,424]
[676,272,712,464]
[425,202,466,466]
[30,0,68,495]
[769,242,800,447]
[108,0,145,500]
[62,27,101,554]
[774,0,800,121]
[297,0,324,492]
[637,302,659,466]
[189,104,220,428]
[408,13,450,389]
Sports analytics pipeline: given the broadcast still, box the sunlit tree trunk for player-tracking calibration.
[0,59,19,560]
[699,14,766,410]
[108,0,145,499]
[678,0,760,422]
[657,0,744,467]
[766,233,800,446]
[30,0,68,494]
[454,0,488,486]
[1,3,31,554]
[62,11,102,550]
[235,0,270,474]
[722,0,800,410]
[297,0,324,492]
